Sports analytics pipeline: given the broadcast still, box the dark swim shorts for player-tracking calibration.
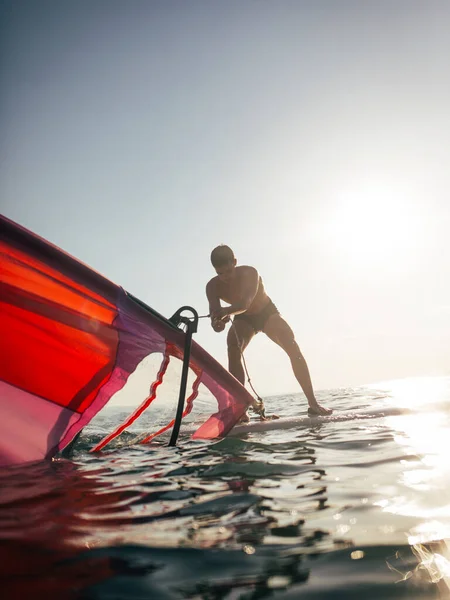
[234,299,279,334]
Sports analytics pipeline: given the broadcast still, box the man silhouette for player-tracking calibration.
[206,245,332,419]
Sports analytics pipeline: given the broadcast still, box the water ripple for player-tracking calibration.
[1,381,450,598]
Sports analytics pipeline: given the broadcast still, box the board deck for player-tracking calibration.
[181,406,409,438]
[228,406,407,435]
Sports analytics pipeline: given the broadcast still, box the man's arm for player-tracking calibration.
[219,267,259,319]
[206,279,227,332]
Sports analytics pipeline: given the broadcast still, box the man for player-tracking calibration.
[206,245,332,419]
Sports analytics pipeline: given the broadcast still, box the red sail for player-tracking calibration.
[0,215,253,466]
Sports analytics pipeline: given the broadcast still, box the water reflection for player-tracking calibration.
[0,452,317,598]
[373,378,450,525]
[371,377,450,594]
[3,378,450,598]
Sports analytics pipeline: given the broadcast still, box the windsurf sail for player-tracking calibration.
[0,215,254,467]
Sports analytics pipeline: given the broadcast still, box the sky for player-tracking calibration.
[1,0,450,395]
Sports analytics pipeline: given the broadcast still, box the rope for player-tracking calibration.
[199,311,266,418]
[229,318,266,419]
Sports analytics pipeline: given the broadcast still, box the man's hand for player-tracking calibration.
[210,307,231,322]
[212,319,226,333]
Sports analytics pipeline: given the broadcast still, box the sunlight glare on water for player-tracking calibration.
[367,377,450,596]
[374,378,450,527]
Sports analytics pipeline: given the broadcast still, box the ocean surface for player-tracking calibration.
[2,376,450,599]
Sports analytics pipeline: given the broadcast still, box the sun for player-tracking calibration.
[319,180,423,271]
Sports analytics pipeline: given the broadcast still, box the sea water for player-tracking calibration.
[1,376,450,599]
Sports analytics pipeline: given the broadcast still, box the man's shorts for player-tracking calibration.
[233,299,279,334]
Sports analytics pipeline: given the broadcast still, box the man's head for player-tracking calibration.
[210,245,237,282]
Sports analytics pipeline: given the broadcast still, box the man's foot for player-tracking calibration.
[307,403,333,417]
[265,413,280,421]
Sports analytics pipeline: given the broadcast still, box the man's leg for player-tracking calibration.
[227,319,255,385]
[263,314,332,416]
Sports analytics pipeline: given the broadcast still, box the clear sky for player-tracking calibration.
[2,0,449,395]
